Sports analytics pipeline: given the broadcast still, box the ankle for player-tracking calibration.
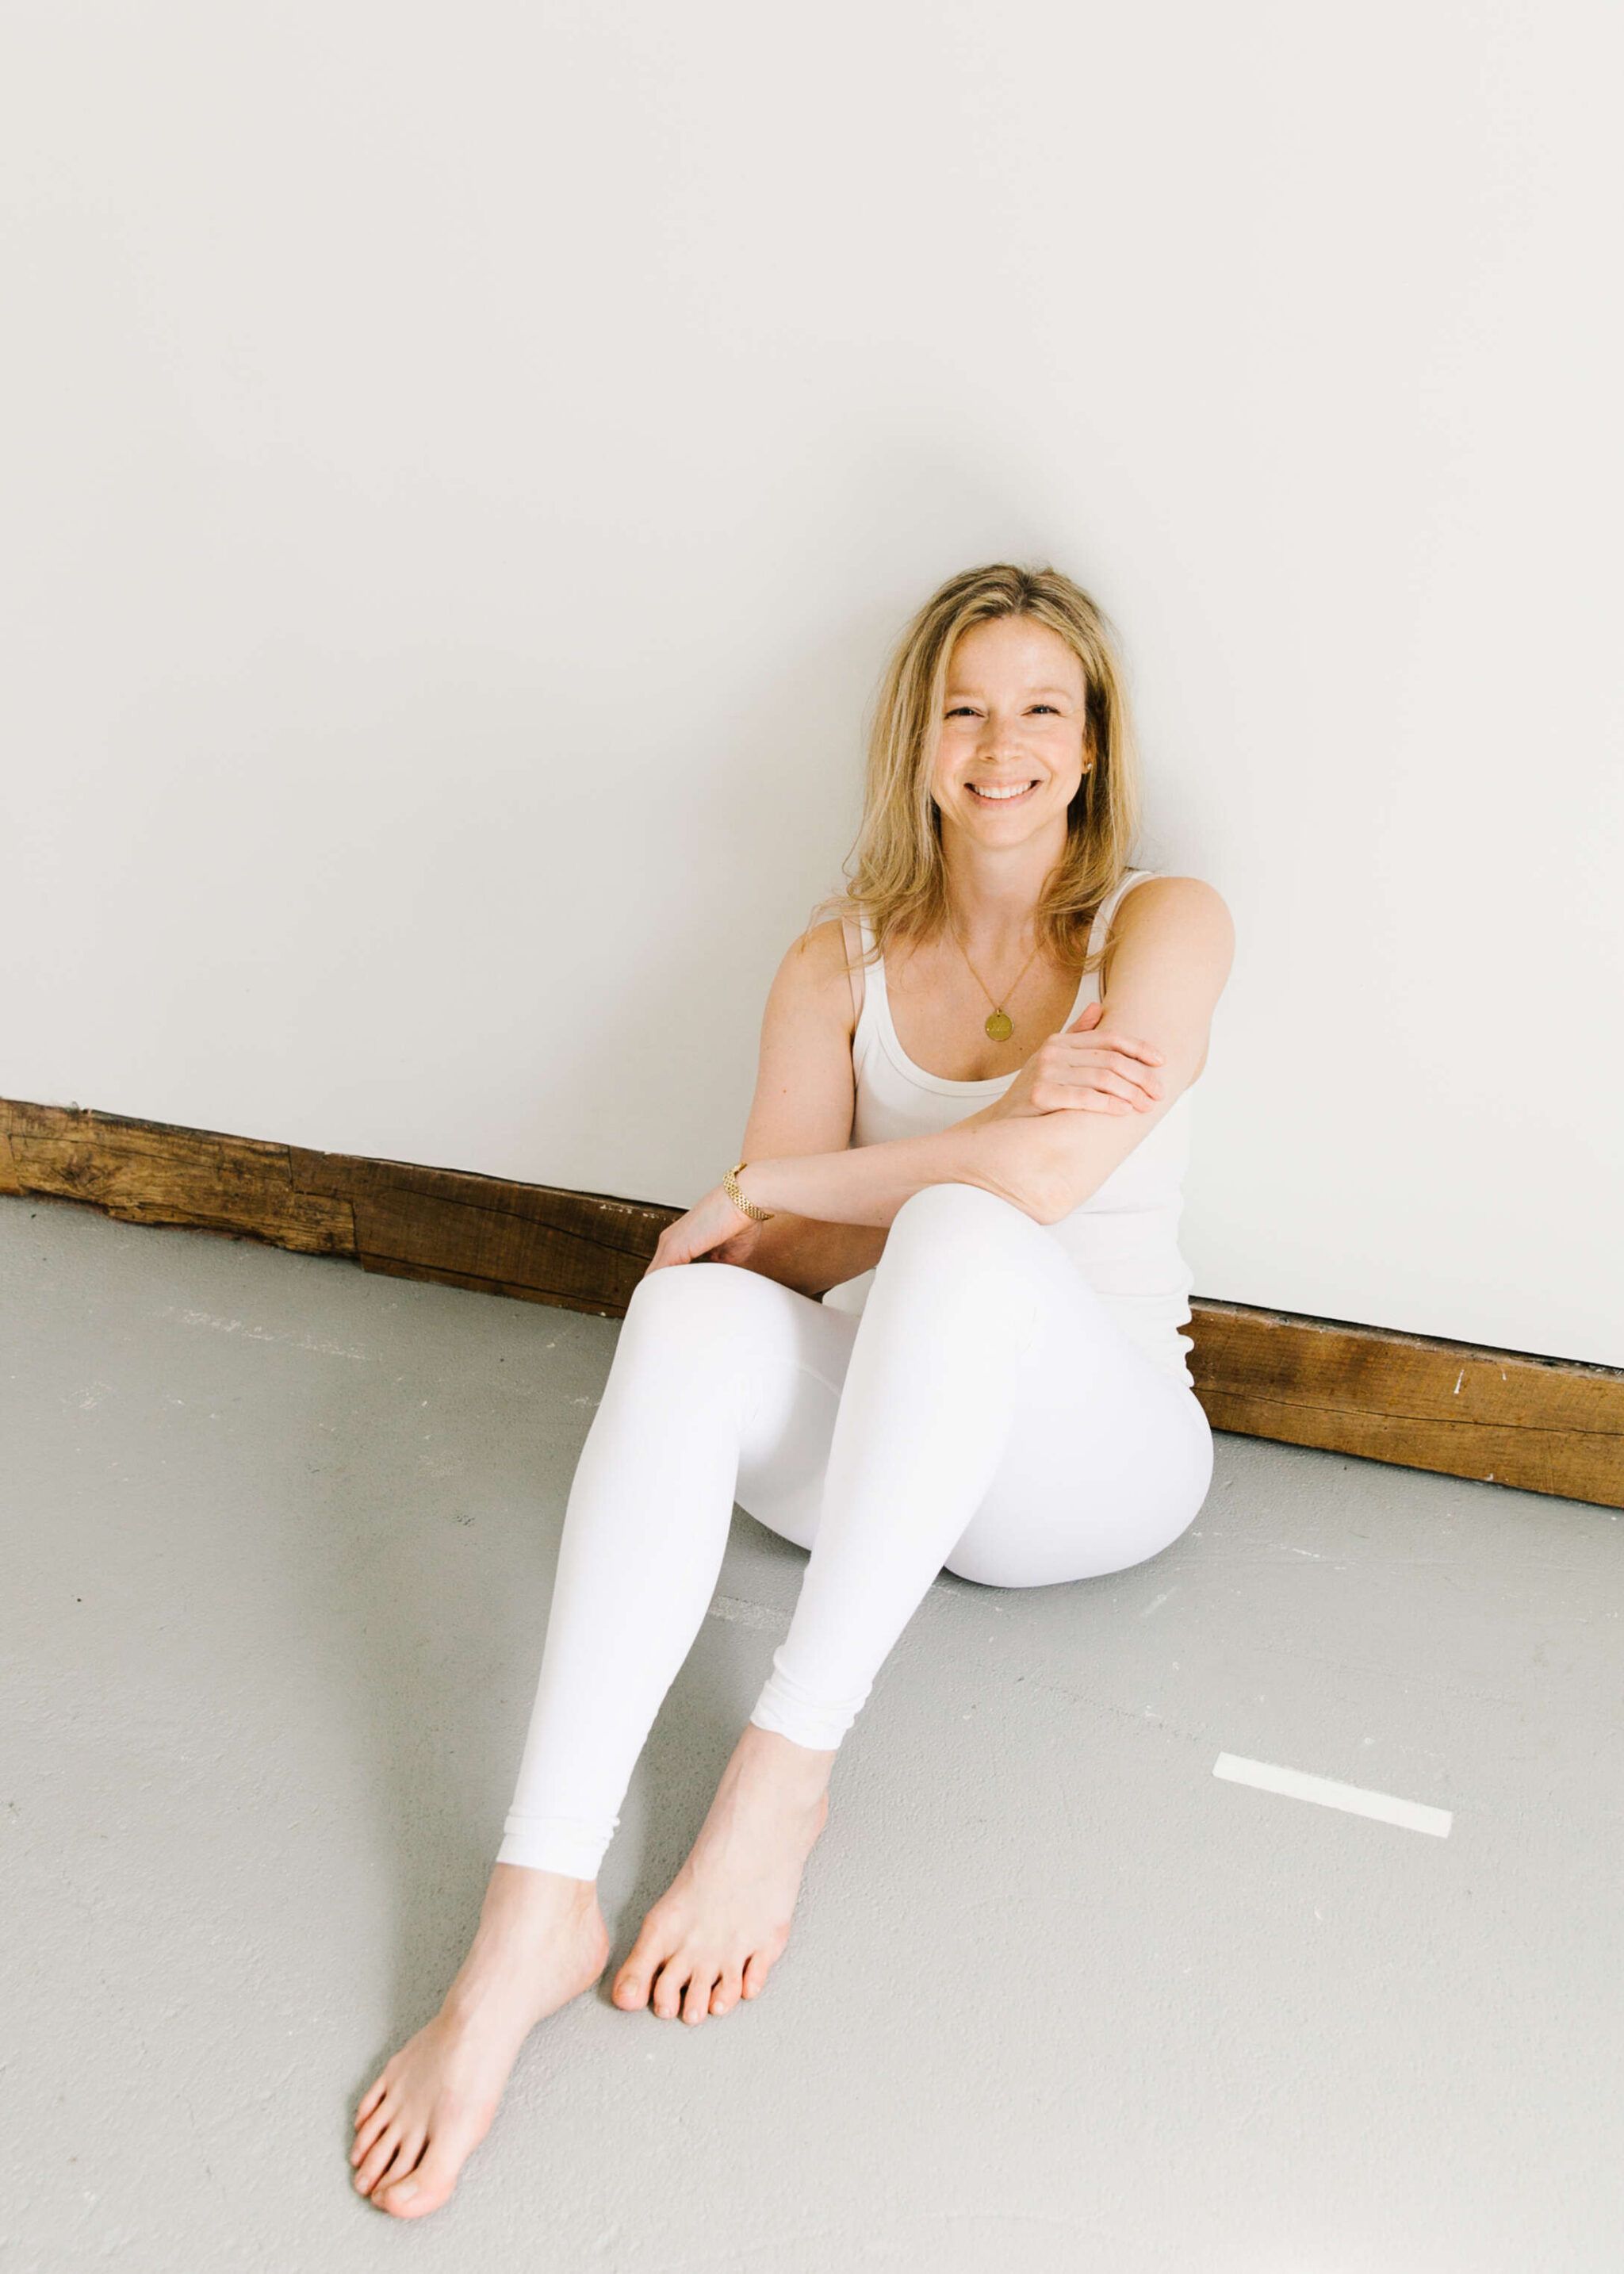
[730,1726,835,1808]
[483,1862,599,1915]
[461,1869,599,1956]
[444,1889,605,2021]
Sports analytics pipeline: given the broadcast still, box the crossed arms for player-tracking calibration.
[733,876,1234,1237]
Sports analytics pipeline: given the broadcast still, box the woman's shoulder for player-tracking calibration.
[791,910,870,970]
[781,912,870,1037]
[1114,872,1233,932]
[1103,872,1235,989]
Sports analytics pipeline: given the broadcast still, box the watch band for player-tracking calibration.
[724,1158,776,1222]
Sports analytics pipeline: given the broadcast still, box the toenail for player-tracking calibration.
[389,2181,418,2203]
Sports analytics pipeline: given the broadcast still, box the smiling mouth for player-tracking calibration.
[967,780,1040,804]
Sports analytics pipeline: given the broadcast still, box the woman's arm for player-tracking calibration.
[732,879,1234,1233]
[1006,877,1234,1218]
[721,917,904,1286]
[731,1117,1055,1229]
[744,1214,892,1298]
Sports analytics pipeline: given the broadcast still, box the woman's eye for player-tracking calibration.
[946,704,1059,717]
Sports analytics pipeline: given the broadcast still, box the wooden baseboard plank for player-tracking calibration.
[3,1096,1618,1507]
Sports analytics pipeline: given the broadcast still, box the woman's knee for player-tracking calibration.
[876,1185,1046,1339]
[884,1182,1042,1271]
[619,1260,783,1362]
[890,1180,1027,1233]
[625,1259,761,1318]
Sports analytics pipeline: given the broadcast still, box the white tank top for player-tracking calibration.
[822,869,1197,1390]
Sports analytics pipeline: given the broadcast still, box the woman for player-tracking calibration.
[350,561,1235,2218]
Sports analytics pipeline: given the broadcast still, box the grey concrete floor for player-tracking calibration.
[2,1191,1619,2274]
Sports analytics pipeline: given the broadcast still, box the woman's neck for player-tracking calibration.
[935,826,1065,961]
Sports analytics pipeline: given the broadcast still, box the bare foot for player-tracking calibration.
[350,1863,610,2218]
[612,1722,833,2025]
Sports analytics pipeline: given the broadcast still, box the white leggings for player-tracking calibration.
[497,1182,1214,1881]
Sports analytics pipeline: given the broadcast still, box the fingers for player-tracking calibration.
[1064,1015,1162,1064]
[1035,1079,1151,1115]
[1037,1063,1162,1112]
[1106,1057,1163,1100]
[1055,1039,1164,1096]
[1074,1063,1162,1106]
[1086,1031,1163,1064]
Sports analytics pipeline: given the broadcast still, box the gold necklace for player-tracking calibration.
[946,918,1045,1041]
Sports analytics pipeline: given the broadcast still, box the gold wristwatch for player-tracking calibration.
[724,1159,776,1222]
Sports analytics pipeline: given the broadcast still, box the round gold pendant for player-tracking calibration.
[984,1010,1013,1041]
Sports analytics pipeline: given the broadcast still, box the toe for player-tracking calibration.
[350,2103,393,2165]
[681,1967,718,2026]
[741,1950,772,2000]
[613,1920,671,2010]
[354,2123,405,2195]
[377,2129,470,2219]
[368,2130,423,2203]
[710,1965,742,2016]
[612,1959,652,2010]
[650,1960,688,2021]
[354,2073,389,2126]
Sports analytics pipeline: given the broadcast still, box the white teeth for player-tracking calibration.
[970,782,1036,800]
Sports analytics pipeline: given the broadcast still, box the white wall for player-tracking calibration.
[3,2,1619,1367]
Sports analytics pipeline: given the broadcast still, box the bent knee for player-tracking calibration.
[623,1259,778,1329]
[887,1182,1039,1252]
[891,1180,1023,1225]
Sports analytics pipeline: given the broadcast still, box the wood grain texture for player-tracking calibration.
[1,1098,356,1254]
[4,1095,1619,1507]
[1189,1300,1622,1507]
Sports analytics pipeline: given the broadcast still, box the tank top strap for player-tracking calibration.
[1090,867,1159,982]
[843,908,875,1045]
[852,884,1158,1049]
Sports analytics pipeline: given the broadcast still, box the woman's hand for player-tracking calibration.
[641,1184,765,1278]
[982,999,1166,1123]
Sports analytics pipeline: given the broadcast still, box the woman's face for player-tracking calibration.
[929,614,1090,839]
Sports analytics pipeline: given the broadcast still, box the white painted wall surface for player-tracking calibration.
[2,3,1618,1366]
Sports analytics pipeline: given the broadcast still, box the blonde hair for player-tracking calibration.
[806,561,1145,986]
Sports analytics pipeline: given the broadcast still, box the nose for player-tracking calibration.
[975,711,1020,753]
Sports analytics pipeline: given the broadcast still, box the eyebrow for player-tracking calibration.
[944,684,1077,699]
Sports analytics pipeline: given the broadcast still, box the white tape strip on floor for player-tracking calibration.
[1213,1752,1452,1837]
